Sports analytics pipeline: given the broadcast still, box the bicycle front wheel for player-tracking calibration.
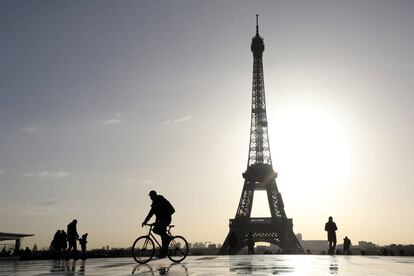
[132,236,155,264]
[167,235,189,263]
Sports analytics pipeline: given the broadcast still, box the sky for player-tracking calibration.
[0,0,413,249]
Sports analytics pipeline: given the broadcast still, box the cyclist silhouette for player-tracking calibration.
[142,190,175,258]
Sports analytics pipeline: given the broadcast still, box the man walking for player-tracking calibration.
[325,216,338,255]
[67,219,79,260]
[142,191,175,258]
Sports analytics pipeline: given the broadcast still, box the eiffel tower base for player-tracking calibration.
[218,217,304,254]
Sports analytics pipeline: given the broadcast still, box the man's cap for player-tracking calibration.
[149,190,157,196]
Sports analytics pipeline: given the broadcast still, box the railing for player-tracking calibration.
[230,217,292,226]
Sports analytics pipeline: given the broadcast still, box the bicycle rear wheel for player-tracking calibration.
[167,235,189,263]
[132,236,155,264]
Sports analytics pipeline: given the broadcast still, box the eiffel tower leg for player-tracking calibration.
[218,232,231,255]
[218,224,249,255]
[278,222,304,254]
[235,181,254,218]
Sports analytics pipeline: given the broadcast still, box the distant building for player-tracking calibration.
[358,241,377,250]
[193,242,206,249]
[32,244,38,251]
[207,243,217,249]
[296,233,327,254]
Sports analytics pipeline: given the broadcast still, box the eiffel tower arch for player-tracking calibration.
[218,16,304,255]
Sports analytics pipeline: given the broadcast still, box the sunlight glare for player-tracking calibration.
[270,105,351,200]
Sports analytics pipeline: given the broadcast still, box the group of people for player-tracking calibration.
[47,192,350,261]
[51,219,88,260]
[325,216,352,255]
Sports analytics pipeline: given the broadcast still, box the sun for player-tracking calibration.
[269,104,351,201]
[250,104,351,217]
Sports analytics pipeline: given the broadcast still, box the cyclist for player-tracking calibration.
[142,190,175,258]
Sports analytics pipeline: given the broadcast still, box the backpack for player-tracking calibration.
[163,198,175,215]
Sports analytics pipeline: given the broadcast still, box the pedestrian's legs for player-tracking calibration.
[328,241,333,255]
[73,241,78,259]
[66,244,72,260]
[68,240,78,259]
[332,239,337,254]
[81,246,86,260]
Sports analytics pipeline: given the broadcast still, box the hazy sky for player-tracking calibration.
[1,1,413,249]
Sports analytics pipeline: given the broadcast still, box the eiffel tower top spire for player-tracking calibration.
[251,15,264,57]
[248,15,271,167]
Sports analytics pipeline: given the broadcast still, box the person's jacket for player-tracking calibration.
[144,195,174,223]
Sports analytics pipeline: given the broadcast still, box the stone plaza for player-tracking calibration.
[0,255,413,275]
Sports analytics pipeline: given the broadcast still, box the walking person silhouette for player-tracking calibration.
[51,230,62,260]
[142,190,175,258]
[228,232,237,255]
[247,232,254,255]
[78,233,88,260]
[67,219,79,260]
[343,236,352,255]
[325,216,338,255]
[60,230,67,260]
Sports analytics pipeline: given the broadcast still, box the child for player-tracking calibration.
[78,233,88,260]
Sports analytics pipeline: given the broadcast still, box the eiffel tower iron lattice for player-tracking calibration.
[218,16,304,255]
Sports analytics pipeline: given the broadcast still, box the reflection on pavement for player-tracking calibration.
[131,263,188,275]
[50,259,86,275]
[229,259,295,274]
[329,256,338,275]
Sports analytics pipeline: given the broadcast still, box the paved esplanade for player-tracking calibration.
[0,255,413,275]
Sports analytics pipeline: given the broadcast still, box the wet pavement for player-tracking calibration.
[0,255,413,275]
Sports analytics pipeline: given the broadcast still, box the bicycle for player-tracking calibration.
[132,223,189,264]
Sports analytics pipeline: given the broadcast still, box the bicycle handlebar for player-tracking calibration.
[142,222,174,228]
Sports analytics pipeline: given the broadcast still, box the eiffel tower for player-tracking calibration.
[218,16,304,255]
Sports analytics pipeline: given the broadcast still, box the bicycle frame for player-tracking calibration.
[132,223,188,264]
[145,224,173,248]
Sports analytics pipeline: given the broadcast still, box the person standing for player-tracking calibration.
[343,236,352,255]
[229,232,238,255]
[79,233,88,260]
[247,232,255,255]
[142,191,175,258]
[67,219,79,260]
[60,230,67,260]
[325,216,338,255]
[51,230,61,260]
